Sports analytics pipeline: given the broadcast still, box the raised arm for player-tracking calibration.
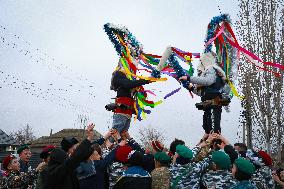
[114,71,150,89]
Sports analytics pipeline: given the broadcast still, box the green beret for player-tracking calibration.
[17,144,30,154]
[234,157,255,175]
[154,152,171,164]
[176,144,193,159]
[212,151,231,170]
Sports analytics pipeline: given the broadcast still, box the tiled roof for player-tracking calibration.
[30,128,102,148]
[0,129,17,145]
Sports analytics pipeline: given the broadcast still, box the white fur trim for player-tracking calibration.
[199,52,215,69]
[157,46,172,71]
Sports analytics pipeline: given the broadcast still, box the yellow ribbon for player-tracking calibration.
[120,58,167,82]
[225,46,244,99]
[133,100,138,122]
[184,55,192,62]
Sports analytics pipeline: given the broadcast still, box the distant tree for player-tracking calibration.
[11,124,36,144]
[236,0,284,162]
[138,126,166,149]
[74,114,90,130]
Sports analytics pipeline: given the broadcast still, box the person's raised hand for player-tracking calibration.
[121,130,131,140]
[118,140,127,146]
[105,139,114,149]
[179,75,188,81]
[104,129,112,140]
[111,129,121,141]
[86,123,95,141]
[36,162,46,172]
[207,131,219,143]
[202,133,209,141]
[218,134,229,145]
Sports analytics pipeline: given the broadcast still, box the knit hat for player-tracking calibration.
[61,137,79,152]
[234,157,255,175]
[176,145,193,159]
[2,154,15,170]
[212,151,231,170]
[258,150,272,166]
[40,145,56,159]
[154,152,171,164]
[151,140,164,152]
[17,144,30,154]
[128,150,144,166]
[115,145,133,163]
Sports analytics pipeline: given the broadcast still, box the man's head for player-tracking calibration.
[151,140,164,153]
[40,145,56,163]
[257,150,272,167]
[89,143,102,161]
[61,137,79,156]
[17,144,31,163]
[175,144,193,165]
[3,155,20,172]
[115,145,133,164]
[154,152,171,167]
[211,138,224,151]
[234,143,247,157]
[211,151,231,170]
[232,157,255,181]
[169,138,185,155]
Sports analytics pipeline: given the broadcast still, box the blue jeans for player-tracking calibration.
[112,114,131,133]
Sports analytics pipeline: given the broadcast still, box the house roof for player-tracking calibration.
[30,128,102,148]
[0,129,17,145]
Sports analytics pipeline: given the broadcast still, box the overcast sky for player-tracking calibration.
[0,0,242,147]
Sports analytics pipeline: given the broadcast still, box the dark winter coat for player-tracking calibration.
[111,71,149,98]
[113,166,151,189]
[127,138,155,173]
[77,147,117,189]
[43,139,93,189]
[19,159,30,173]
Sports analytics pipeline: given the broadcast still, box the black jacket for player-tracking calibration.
[111,71,149,98]
[78,148,117,189]
[113,166,151,189]
[43,139,93,189]
[113,177,151,189]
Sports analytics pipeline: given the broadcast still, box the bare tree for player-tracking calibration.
[74,114,90,130]
[11,124,36,144]
[236,0,284,162]
[138,126,166,149]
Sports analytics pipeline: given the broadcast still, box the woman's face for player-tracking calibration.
[8,158,20,171]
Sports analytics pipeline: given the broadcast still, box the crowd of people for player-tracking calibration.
[0,124,283,189]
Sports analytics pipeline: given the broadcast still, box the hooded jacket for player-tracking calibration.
[43,139,93,189]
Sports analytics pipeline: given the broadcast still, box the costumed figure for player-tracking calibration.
[104,23,158,135]
[108,60,152,133]
[155,15,238,134]
[179,51,230,134]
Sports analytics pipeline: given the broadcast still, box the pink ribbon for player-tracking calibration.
[140,90,156,96]
[205,23,225,48]
[204,22,284,73]
[224,34,284,71]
